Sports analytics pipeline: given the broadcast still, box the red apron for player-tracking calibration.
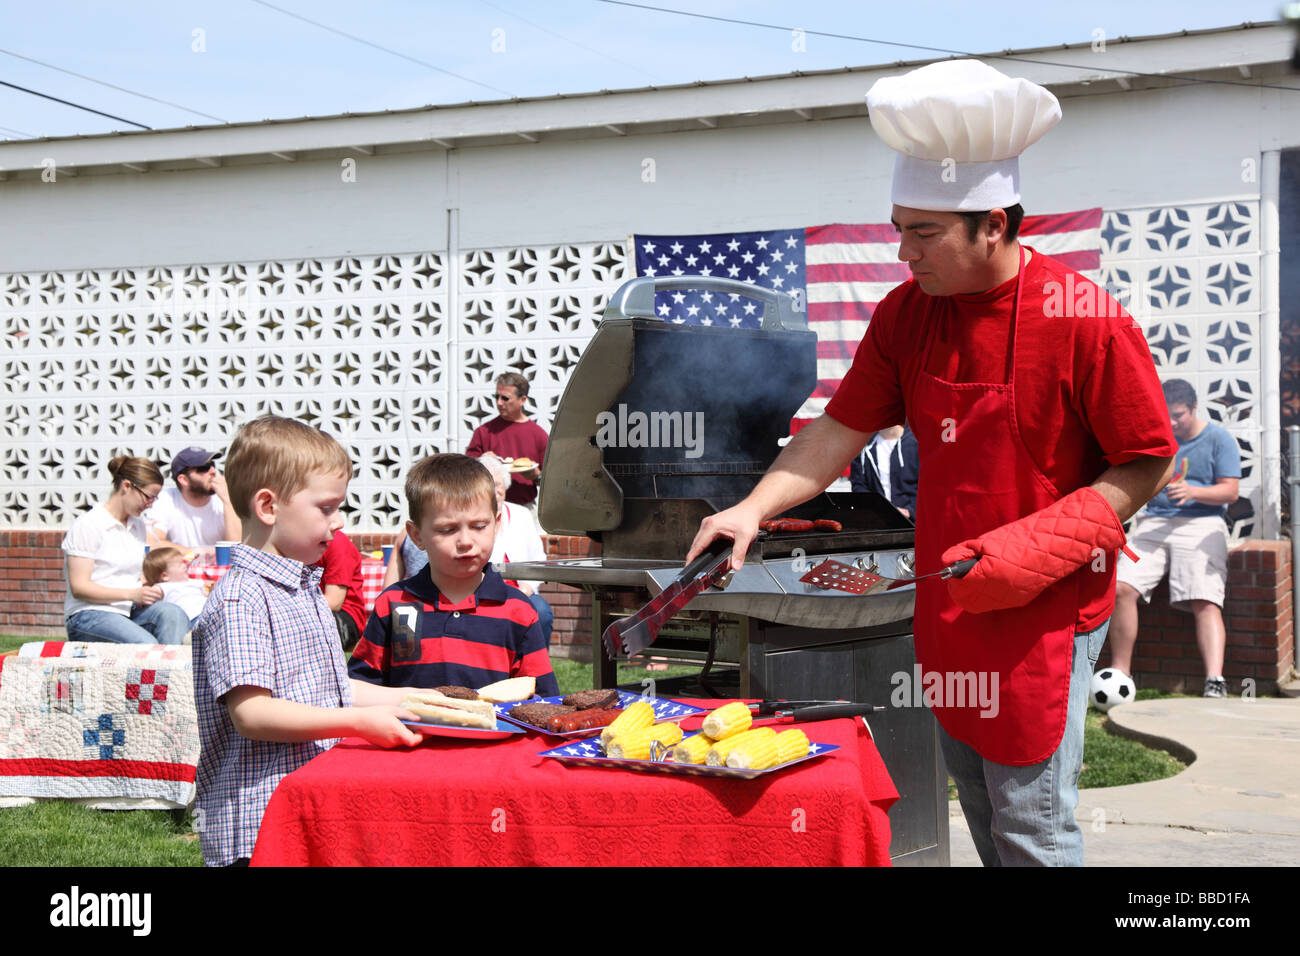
[908,247,1083,766]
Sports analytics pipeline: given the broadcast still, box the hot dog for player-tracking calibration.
[760,518,815,533]
[546,708,624,733]
[574,708,623,731]
[813,519,843,532]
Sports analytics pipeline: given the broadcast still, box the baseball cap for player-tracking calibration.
[170,447,221,479]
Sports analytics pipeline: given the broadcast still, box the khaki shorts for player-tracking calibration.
[1116,514,1228,611]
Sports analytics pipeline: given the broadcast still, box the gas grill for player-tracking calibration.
[503,275,948,865]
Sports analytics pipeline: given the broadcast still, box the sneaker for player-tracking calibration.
[1203,676,1227,698]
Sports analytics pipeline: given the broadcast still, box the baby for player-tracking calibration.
[142,546,208,624]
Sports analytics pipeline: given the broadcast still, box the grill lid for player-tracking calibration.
[538,276,816,536]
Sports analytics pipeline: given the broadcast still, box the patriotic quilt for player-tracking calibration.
[0,642,198,808]
[633,209,1102,430]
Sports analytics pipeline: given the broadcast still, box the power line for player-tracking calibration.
[249,0,516,98]
[0,48,227,123]
[475,0,663,84]
[0,123,36,138]
[0,79,150,129]
[595,1,1300,93]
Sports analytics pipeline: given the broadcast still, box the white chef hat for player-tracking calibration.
[866,59,1061,211]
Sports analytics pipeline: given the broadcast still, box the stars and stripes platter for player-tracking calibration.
[495,692,706,737]
[538,732,840,780]
[401,716,527,741]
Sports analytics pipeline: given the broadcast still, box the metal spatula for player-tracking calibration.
[799,557,977,595]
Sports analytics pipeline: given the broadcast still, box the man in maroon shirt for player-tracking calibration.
[466,372,548,509]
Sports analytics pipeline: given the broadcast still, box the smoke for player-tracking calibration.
[597,321,817,499]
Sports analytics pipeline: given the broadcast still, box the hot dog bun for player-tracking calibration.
[401,691,498,730]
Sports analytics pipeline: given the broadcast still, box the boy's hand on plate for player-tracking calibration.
[354,705,423,748]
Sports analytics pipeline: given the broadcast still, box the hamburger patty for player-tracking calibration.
[561,689,621,711]
[435,686,479,700]
[509,702,575,726]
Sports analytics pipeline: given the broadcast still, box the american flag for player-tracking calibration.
[633,208,1102,429]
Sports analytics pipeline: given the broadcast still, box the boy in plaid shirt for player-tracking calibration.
[193,417,425,867]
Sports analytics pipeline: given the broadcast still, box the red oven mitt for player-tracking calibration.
[940,487,1127,615]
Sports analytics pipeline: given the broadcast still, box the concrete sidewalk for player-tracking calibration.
[947,696,1300,866]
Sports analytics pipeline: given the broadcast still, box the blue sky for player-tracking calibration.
[0,1,1289,140]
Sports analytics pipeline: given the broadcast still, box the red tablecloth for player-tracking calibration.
[250,700,900,866]
[187,556,386,612]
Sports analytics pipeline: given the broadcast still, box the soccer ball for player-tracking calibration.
[1090,669,1135,712]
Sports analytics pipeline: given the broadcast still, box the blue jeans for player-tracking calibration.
[939,618,1109,867]
[528,592,554,647]
[65,603,190,645]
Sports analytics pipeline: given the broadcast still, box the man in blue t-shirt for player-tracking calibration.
[1109,379,1241,697]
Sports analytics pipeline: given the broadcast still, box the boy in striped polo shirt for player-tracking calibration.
[349,454,559,695]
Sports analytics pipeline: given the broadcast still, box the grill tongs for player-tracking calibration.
[748,699,887,724]
[602,538,734,658]
[799,557,978,595]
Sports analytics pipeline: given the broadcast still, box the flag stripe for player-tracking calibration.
[807,262,912,284]
[1022,208,1104,234]
[808,223,900,245]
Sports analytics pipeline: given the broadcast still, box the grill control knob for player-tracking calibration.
[853,554,879,574]
[896,551,916,577]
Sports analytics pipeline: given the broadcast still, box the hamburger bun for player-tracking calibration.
[475,676,536,703]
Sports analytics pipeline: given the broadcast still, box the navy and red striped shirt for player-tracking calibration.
[348,564,558,695]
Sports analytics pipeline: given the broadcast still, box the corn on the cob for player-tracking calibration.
[725,728,812,770]
[774,728,810,764]
[701,701,752,740]
[600,700,655,747]
[605,721,684,760]
[725,735,781,770]
[672,733,714,765]
[705,727,776,766]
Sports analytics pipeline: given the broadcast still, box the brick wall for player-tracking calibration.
[0,531,67,636]
[538,535,599,661]
[1097,540,1295,695]
[0,530,601,657]
[9,530,1289,684]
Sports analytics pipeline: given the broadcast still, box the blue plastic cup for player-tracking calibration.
[215,541,235,566]
[382,544,394,564]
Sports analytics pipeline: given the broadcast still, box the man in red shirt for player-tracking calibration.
[466,372,549,509]
[688,60,1176,866]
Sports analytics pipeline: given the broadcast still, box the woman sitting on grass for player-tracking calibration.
[62,455,190,644]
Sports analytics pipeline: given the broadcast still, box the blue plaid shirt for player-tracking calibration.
[193,544,353,866]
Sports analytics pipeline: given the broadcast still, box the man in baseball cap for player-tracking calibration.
[147,446,241,551]
[170,446,219,479]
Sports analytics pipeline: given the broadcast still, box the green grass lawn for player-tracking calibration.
[1079,688,1187,789]
[0,636,1193,865]
[0,634,33,655]
[551,657,699,694]
[0,803,201,867]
